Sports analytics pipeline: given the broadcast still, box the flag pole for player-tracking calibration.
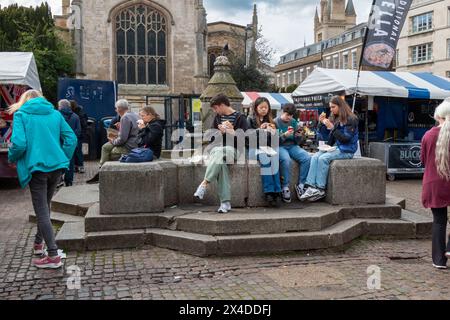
[352,0,376,113]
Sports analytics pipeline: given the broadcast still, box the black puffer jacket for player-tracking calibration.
[137,119,166,159]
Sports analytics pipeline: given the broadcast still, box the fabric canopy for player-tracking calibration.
[0,52,41,91]
[293,67,450,100]
[241,92,293,110]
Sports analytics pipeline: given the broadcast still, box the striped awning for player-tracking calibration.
[241,92,293,110]
[293,68,450,100]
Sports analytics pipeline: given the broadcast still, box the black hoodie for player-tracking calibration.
[137,119,166,159]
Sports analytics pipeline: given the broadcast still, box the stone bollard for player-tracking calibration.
[99,162,164,214]
[326,158,386,205]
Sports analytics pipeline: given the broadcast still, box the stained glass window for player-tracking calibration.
[115,5,167,85]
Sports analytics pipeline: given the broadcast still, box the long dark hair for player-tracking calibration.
[140,106,161,120]
[329,96,356,125]
[253,97,275,128]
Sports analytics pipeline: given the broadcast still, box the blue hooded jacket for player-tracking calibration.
[8,97,78,188]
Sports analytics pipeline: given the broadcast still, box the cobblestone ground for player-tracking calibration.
[0,163,449,300]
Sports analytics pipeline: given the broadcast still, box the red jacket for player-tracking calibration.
[421,126,450,209]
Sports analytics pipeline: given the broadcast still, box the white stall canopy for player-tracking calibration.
[293,67,450,100]
[0,52,41,91]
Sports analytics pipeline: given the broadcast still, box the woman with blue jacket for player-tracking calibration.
[300,96,359,202]
[8,90,77,269]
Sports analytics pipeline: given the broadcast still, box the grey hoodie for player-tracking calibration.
[112,111,140,150]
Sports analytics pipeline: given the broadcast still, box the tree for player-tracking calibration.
[0,3,74,103]
[228,26,276,92]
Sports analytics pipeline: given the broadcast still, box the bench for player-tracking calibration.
[99,157,386,214]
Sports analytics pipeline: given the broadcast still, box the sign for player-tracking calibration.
[388,144,423,169]
[293,95,328,108]
[407,102,437,129]
[57,78,118,121]
[362,0,413,69]
[192,98,202,113]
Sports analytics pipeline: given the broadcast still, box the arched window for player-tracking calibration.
[115,4,167,85]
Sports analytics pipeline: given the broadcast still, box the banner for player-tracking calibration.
[362,0,413,69]
[388,144,423,169]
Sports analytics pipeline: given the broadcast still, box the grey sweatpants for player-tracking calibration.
[29,170,62,257]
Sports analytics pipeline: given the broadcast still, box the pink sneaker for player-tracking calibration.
[33,255,63,269]
[33,243,45,255]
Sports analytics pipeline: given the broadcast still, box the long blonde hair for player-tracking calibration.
[7,89,43,114]
[434,99,450,180]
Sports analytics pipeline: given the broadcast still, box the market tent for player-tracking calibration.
[0,52,41,91]
[293,67,450,100]
[241,92,293,110]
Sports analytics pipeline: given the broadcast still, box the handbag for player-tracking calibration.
[119,148,154,163]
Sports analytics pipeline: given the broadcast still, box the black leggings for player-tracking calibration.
[431,207,450,266]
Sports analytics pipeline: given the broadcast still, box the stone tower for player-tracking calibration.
[315,0,356,43]
[245,4,258,67]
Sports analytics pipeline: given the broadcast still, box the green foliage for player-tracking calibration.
[0,2,74,103]
[286,84,298,93]
[229,56,272,92]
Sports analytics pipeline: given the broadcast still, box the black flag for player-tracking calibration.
[362,0,413,69]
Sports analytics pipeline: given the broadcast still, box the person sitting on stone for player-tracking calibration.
[275,104,311,203]
[194,94,248,213]
[136,106,166,160]
[247,97,281,207]
[87,99,140,184]
[300,96,359,202]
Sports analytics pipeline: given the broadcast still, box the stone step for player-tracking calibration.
[401,209,432,237]
[55,214,431,256]
[386,195,406,209]
[83,201,402,234]
[51,184,99,217]
[148,219,365,256]
[55,221,86,252]
[29,212,84,225]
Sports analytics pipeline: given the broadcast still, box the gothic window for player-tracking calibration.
[115,4,167,85]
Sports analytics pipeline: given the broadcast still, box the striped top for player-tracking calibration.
[219,112,238,128]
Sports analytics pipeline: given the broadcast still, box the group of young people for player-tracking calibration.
[5,89,450,270]
[194,93,360,213]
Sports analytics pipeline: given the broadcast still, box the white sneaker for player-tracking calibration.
[445,252,450,259]
[295,184,305,201]
[43,249,67,259]
[194,184,207,200]
[433,263,448,270]
[300,187,318,201]
[282,188,291,203]
[308,189,326,202]
[218,202,231,213]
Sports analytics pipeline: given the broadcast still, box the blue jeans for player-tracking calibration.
[279,145,311,188]
[306,149,354,190]
[249,149,282,194]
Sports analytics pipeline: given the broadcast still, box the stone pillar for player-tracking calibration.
[70,0,84,76]
[194,0,209,93]
[199,55,244,131]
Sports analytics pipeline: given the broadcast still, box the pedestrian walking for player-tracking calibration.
[8,90,77,269]
[59,99,81,187]
[421,99,450,270]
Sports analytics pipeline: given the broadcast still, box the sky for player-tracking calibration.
[0,0,373,64]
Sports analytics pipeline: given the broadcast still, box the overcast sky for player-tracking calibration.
[0,0,373,64]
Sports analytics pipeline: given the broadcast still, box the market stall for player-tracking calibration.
[0,52,41,178]
[292,67,450,179]
[241,92,293,116]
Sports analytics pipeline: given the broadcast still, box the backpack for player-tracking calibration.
[119,148,154,163]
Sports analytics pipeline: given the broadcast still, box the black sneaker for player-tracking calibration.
[265,193,275,207]
[273,193,282,208]
[281,188,292,203]
[86,173,100,184]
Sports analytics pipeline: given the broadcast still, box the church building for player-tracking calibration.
[58,0,210,105]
